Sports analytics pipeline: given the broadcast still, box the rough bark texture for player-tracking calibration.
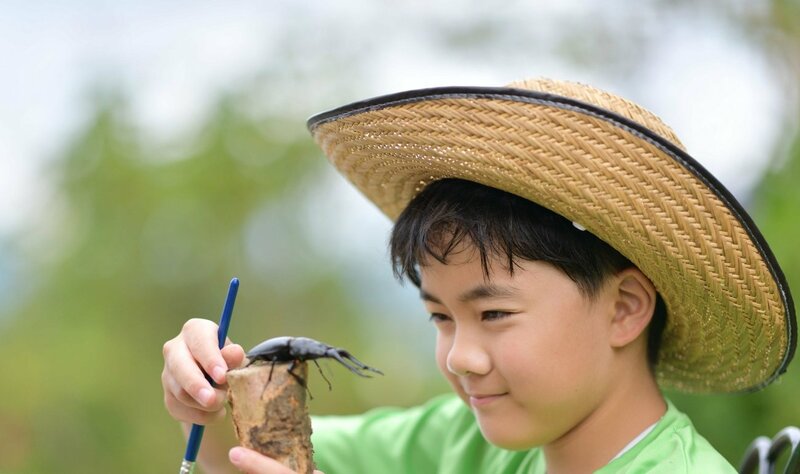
[227,361,315,474]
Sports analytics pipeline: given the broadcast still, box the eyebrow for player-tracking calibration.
[419,284,518,305]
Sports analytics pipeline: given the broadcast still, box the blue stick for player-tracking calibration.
[179,277,240,474]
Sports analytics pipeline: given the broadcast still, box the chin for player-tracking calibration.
[478,423,544,451]
[482,433,539,451]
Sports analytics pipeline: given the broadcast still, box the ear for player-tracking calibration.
[608,268,657,348]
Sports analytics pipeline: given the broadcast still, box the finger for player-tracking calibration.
[221,344,247,374]
[183,318,229,385]
[164,389,226,425]
[229,447,299,474]
[162,367,203,409]
[164,338,217,408]
[162,368,227,411]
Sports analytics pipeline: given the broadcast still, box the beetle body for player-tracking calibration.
[246,336,383,379]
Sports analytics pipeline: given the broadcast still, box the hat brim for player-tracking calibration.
[308,86,796,393]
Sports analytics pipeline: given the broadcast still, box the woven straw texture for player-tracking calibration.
[309,79,791,393]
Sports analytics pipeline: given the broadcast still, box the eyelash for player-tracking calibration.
[429,313,450,323]
[428,311,513,323]
[482,311,513,321]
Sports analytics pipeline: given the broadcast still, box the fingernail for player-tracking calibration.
[212,365,226,383]
[199,387,215,406]
[229,447,243,463]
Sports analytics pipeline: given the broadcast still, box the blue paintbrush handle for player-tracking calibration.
[180,277,240,472]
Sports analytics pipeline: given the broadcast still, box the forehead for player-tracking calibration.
[418,251,584,303]
[417,237,512,271]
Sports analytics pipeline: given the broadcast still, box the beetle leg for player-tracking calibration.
[287,359,314,400]
[259,361,277,398]
[287,359,303,385]
[312,359,332,391]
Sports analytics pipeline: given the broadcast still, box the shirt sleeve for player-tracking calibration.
[310,394,466,474]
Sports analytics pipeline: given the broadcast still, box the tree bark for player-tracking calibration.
[227,361,315,474]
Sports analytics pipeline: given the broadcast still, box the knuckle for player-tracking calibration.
[182,318,200,332]
[183,317,213,334]
[162,339,173,358]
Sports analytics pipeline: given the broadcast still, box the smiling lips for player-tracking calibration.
[469,393,508,408]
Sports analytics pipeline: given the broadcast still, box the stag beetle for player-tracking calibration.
[245,336,383,393]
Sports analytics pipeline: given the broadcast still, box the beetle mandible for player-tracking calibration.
[245,336,383,392]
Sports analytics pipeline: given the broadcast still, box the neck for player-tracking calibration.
[542,365,666,474]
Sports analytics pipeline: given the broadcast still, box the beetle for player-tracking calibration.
[245,336,383,392]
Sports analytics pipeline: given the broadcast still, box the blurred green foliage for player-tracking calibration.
[1,87,799,471]
[0,91,445,472]
[1,3,799,471]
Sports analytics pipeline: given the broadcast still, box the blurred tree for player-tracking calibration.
[0,89,443,472]
[1,1,799,471]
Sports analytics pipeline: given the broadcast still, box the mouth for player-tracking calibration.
[468,393,508,408]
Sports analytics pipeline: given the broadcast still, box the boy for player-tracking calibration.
[161,78,796,473]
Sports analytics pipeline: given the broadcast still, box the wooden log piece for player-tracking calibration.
[227,362,315,474]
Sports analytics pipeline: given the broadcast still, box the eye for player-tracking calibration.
[482,310,513,321]
[429,313,451,323]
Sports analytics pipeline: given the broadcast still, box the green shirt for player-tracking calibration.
[311,394,736,473]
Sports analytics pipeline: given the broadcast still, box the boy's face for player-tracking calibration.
[419,245,619,450]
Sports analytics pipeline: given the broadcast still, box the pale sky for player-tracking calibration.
[0,0,791,336]
[0,0,785,238]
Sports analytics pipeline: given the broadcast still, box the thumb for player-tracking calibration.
[229,447,323,474]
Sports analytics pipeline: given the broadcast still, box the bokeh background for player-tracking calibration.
[1,1,799,472]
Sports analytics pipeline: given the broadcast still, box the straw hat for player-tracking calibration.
[307,78,796,393]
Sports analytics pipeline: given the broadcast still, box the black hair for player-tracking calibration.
[390,178,666,367]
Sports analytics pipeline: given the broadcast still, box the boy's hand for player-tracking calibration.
[161,318,246,425]
[229,447,324,474]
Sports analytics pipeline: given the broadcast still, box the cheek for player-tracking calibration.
[434,331,451,375]
[500,313,609,395]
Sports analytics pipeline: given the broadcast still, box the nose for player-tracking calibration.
[446,329,491,377]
